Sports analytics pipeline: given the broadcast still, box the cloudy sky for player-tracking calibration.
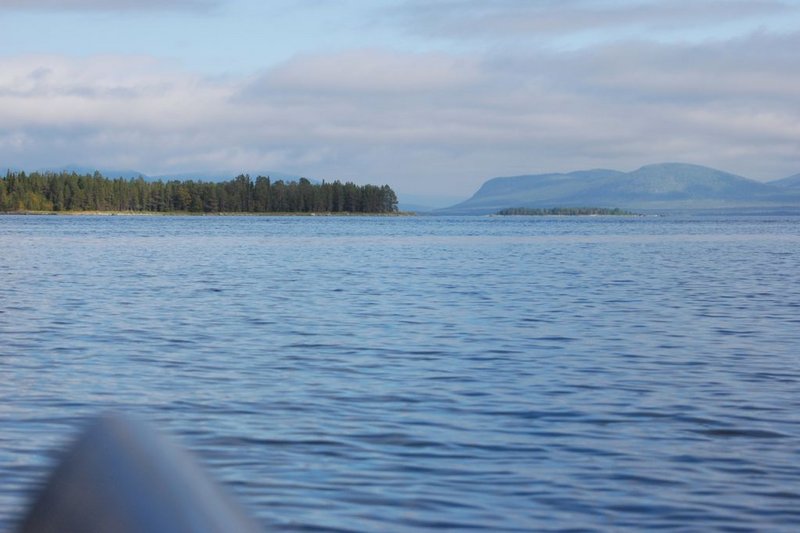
[1,0,799,203]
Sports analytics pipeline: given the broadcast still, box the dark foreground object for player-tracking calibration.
[18,414,263,533]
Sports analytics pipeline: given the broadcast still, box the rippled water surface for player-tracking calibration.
[1,214,799,531]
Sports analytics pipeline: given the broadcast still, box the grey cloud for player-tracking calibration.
[239,49,482,98]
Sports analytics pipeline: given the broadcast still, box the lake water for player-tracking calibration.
[1,214,799,531]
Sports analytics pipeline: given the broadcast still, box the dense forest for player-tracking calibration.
[496,207,635,216]
[0,171,398,214]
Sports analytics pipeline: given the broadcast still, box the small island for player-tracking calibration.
[495,207,636,216]
[0,171,398,215]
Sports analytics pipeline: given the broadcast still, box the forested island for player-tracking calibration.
[496,207,635,216]
[0,171,398,214]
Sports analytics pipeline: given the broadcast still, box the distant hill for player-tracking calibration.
[149,170,308,183]
[439,163,800,214]
[769,173,800,189]
[397,202,435,213]
[397,193,468,213]
[35,165,145,180]
[21,166,313,183]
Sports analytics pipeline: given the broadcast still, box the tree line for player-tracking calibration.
[0,171,398,214]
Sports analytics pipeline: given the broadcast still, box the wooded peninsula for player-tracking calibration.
[0,171,398,214]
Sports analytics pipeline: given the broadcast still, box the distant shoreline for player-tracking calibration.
[494,207,638,216]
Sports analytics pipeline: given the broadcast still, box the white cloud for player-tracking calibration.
[2,29,799,197]
[247,49,482,95]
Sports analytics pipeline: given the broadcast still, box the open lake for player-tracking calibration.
[1,214,799,531]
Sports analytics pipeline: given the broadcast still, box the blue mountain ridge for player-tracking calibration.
[439,163,800,214]
[22,165,309,183]
[769,173,800,189]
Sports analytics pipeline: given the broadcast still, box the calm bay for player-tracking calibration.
[1,214,799,531]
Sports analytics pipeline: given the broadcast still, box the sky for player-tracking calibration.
[1,0,799,204]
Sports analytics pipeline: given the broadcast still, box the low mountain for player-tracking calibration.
[440,163,800,214]
[149,170,307,183]
[398,193,467,213]
[446,168,625,214]
[769,173,800,189]
[397,202,436,213]
[36,165,146,179]
[21,166,314,184]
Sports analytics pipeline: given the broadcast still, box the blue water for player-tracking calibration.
[1,214,799,531]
